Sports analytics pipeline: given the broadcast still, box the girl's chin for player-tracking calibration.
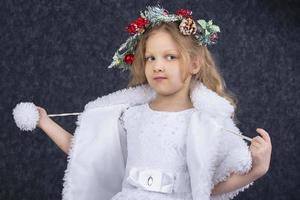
[153,87,178,96]
[149,83,183,95]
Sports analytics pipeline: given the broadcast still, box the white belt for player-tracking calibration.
[126,167,191,194]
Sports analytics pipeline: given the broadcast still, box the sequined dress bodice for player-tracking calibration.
[111,103,195,200]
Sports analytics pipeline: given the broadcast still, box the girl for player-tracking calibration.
[36,6,272,200]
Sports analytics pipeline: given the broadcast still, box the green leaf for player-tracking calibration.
[210,25,220,32]
[197,20,207,29]
[208,20,213,25]
[205,29,209,36]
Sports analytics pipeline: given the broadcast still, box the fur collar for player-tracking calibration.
[84,80,234,118]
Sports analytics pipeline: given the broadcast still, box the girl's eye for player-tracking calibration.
[145,56,155,62]
[145,55,176,62]
[166,55,177,60]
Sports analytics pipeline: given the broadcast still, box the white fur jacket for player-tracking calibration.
[61,81,254,200]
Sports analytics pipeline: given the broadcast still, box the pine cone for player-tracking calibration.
[179,18,197,35]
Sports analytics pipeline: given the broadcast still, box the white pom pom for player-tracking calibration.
[13,102,39,131]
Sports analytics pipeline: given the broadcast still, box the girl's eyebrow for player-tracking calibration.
[145,49,179,55]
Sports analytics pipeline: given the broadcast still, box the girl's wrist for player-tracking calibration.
[39,117,52,130]
[249,166,268,179]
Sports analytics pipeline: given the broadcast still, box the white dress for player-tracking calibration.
[111,103,196,200]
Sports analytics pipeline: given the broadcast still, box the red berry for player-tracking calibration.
[135,17,148,28]
[124,54,134,64]
[175,9,192,18]
[126,23,137,34]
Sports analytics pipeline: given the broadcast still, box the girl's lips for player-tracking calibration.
[153,77,167,80]
[154,78,167,82]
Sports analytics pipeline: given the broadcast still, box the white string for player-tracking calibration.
[47,112,252,142]
[48,112,81,117]
[221,127,253,142]
[210,120,253,142]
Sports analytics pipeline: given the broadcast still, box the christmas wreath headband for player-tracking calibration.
[108,5,221,71]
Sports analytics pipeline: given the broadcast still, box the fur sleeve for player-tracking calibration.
[211,117,254,200]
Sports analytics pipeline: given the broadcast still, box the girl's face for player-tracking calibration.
[144,30,192,97]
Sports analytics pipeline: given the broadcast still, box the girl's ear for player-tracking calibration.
[190,58,202,75]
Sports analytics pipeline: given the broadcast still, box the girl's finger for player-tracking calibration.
[256,128,271,143]
[251,143,260,149]
[252,136,262,145]
[252,144,261,150]
[253,136,265,144]
[252,140,261,146]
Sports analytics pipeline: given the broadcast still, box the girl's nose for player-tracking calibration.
[153,67,165,72]
[153,65,165,72]
[151,57,165,72]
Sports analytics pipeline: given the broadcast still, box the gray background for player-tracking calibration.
[1,0,299,199]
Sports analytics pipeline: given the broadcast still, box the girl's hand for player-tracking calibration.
[249,128,272,178]
[36,106,51,129]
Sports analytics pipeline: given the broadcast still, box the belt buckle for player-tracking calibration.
[127,167,175,193]
[139,169,162,191]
